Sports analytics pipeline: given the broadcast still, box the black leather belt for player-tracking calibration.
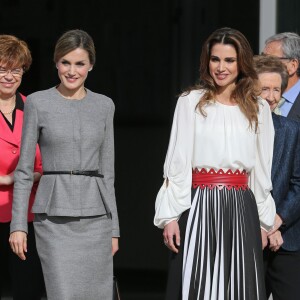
[43,170,104,178]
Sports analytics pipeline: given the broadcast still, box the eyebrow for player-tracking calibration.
[261,86,281,89]
[210,55,237,59]
[61,59,87,63]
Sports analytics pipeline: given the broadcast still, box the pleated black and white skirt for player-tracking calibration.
[165,187,266,300]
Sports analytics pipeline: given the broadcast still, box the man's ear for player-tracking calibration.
[287,58,299,76]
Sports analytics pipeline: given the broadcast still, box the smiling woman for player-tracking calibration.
[208,44,238,94]
[9,30,120,300]
[56,48,92,99]
[154,27,275,300]
[253,55,289,113]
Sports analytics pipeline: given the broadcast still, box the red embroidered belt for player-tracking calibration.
[192,168,249,191]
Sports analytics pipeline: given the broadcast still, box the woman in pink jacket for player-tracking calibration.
[0,35,44,299]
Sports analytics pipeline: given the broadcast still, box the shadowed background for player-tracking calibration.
[1,0,299,298]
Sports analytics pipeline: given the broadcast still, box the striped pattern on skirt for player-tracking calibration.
[165,187,266,300]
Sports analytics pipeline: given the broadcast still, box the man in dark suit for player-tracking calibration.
[254,55,300,300]
[263,32,300,121]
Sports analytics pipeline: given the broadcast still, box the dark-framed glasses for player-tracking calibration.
[0,67,24,77]
[260,53,292,61]
[277,57,292,61]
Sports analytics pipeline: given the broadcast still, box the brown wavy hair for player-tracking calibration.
[188,27,260,131]
[0,35,32,71]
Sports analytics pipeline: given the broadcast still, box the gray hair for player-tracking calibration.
[265,32,300,76]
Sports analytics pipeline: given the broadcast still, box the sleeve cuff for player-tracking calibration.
[10,222,28,235]
[112,229,120,237]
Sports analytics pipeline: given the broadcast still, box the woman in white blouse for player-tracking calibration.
[154,27,275,300]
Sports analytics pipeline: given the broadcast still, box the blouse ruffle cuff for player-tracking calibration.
[257,193,276,232]
[154,178,191,228]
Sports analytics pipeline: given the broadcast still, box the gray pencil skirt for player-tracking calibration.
[33,213,113,300]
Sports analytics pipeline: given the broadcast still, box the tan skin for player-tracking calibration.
[258,72,282,111]
[164,43,268,252]
[9,49,119,260]
[264,213,283,252]
[262,217,283,252]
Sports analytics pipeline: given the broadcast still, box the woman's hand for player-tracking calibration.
[163,220,180,253]
[0,173,14,186]
[268,230,283,252]
[33,171,42,183]
[112,237,119,256]
[267,214,283,235]
[0,171,41,186]
[9,231,27,260]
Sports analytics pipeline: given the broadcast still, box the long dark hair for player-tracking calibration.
[189,27,260,131]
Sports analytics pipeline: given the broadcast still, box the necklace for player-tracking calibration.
[0,96,16,115]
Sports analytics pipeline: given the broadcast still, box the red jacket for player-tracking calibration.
[0,93,42,222]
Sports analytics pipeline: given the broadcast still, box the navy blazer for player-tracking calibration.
[287,91,300,121]
[271,114,300,251]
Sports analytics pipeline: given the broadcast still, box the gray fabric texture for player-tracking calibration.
[34,213,113,300]
[11,87,119,237]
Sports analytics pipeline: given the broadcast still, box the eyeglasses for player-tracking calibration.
[0,67,24,77]
[277,57,292,61]
[260,53,292,61]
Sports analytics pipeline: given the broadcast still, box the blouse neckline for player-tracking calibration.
[215,100,239,108]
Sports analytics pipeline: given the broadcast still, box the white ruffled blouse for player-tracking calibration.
[154,90,276,231]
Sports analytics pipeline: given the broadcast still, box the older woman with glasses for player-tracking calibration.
[0,35,44,299]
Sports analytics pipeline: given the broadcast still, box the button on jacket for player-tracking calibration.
[0,92,42,223]
[10,87,119,237]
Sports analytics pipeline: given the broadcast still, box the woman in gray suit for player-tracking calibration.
[9,29,119,300]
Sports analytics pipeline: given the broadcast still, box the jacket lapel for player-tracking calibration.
[287,92,300,121]
[0,110,23,146]
[271,114,286,180]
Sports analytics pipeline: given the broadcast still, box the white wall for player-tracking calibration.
[259,0,277,52]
